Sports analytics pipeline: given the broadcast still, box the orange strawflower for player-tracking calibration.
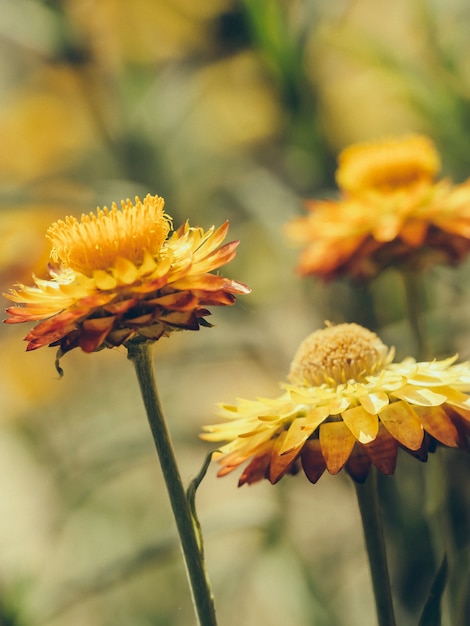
[285,135,470,280]
[4,194,250,356]
[202,323,470,485]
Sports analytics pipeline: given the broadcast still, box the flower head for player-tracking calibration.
[4,194,250,356]
[202,323,470,485]
[285,135,470,280]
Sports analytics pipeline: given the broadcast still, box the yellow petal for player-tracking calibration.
[93,269,117,290]
[114,256,138,284]
[139,250,157,275]
[341,405,379,444]
[379,400,424,450]
[392,384,447,406]
[359,391,389,414]
[319,421,355,474]
[304,405,330,429]
[328,396,351,414]
[436,386,470,411]
[279,418,314,456]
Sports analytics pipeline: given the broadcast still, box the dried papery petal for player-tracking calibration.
[4,194,250,357]
[285,135,470,281]
[319,421,355,474]
[364,425,398,475]
[203,323,470,486]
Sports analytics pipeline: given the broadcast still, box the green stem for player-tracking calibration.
[354,471,396,626]
[128,342,217,626]
[401,270,428,360]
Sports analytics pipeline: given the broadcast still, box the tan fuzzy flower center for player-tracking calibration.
[288,323,393,387]
[47,194,171,275]
[336,135,440,194]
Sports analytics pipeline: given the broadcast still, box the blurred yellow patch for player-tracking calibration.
[191,52,280,151]
[67,0,231,66]
[0,67,96,183]
[0,205,61,288]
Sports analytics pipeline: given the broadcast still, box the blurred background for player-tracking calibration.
[1,0,470,624]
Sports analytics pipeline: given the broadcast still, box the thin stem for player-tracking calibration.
[128,342,217,626]
[354,471,396,626]
[401,270,428,360]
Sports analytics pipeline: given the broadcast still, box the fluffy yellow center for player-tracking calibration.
[288,323,393,387]
[47,194,171,275]
[336,135,440,194]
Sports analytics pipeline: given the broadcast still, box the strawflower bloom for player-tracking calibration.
[202,323,470,485]
[285,135,470,280]
[4,194,250,356]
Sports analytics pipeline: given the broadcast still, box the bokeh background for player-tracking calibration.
[1,1,470,625]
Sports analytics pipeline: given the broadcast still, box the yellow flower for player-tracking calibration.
[285,135,470,280]
[336,135,440,194]
[202,324,470,485]
[4,194,250,355]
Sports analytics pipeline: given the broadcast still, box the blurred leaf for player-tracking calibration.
[42,534,179,623]
[0,589,27,626]
[418,555,448,626]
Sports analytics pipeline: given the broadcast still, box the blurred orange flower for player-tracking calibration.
[4,194,249,356]
[202,323,470,485]
[286,135,470,280]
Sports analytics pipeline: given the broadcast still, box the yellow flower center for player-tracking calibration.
[47,194,171,275]
[335,135,440,194]
[288,323,393,387]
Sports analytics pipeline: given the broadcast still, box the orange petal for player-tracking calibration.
[399,219,428,246]
[364,424,398,475]
[106,327,135,346]
[24,307,87,337]
[195,290,237,306]
[149,292,199,311]
[379,400,424,450]
[171,273,227,291]
[301,439,326,484]
[412,405,460,447]
[345,444,371,483]
[104,298,139,314]
[319,421,356,474]
[79,316,116,352]
[451,406,470,424]
[341,405,379,444]
[26,325,77,350]
[5,306,53,322]
[238,453,271,486]
[269,431,301,484]
[193,240,240,273]
[160,310,200,329]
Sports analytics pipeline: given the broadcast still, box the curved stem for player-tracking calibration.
[354,471,396,626]
[128,342,217,626]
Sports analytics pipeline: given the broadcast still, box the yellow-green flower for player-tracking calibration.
[4,194,250,355]
[202,324,470,485]
[285,135,470,280]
